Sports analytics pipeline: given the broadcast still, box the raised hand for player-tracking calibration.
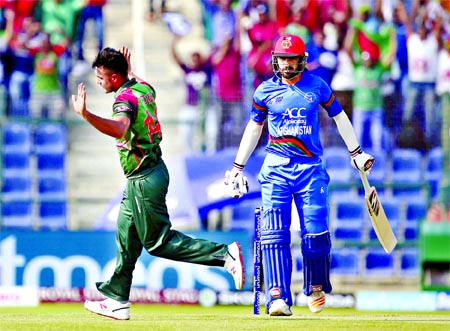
[119,46,132,76]
[71,83,87,117]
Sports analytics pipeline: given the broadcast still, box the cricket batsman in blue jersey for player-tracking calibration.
[225,34,374,316]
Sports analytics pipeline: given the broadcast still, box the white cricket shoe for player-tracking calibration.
[307,290,325,313]
[84,298,131,320]
[225,242,245,290]
[268,299,292,316]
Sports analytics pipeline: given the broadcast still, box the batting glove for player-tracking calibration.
[224,163,249,198]
[350,146,375,174]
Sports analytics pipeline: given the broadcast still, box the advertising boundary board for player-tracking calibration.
[0,230,252,291]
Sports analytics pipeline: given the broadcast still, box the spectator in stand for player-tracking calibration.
[284,0,321,35]
[245,2,278,88]
[198,0,217,42]
[307,27,340,149]
[0,7,14,117]
[388,2,410,140]
[318,0,352,51]
[346,2,397,73]
[351,50,385,152]
[235,0,263,95]
[37,0,84,103]
[29,32,65,121]
[148,0,167,22]
[74,0,107,72]
[436,37,450,131]
[429,34,450,222]
[344,1,397,150]
[210,0,244,150]
[170,34,214,152]
[398,2,443,149]
[2,0,39,34]
[5,16,43,117]
[307,28,338,86]
[330,38,355,146]
[271,0,291,33]
[307,0,354,146]
[284,6,312,49]
[374,0,398,152]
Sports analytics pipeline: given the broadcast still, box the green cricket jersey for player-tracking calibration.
[112,78,163,177]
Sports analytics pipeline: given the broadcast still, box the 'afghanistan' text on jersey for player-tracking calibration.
[251,71,343,158]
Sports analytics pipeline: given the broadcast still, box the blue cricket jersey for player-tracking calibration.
[251,71,343,158]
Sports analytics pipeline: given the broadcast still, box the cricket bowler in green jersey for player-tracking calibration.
[71,46,244,320]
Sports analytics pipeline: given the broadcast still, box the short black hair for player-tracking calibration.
[92,47,128,77]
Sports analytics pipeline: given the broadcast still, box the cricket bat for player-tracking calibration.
[359,171,397,253]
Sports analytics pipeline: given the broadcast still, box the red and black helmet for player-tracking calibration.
[272,34,308,78]
[272,34,307,57]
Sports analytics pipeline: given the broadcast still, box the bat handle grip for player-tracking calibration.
[359,171,371,195]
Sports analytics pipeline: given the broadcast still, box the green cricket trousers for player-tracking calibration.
[96,159,228,301]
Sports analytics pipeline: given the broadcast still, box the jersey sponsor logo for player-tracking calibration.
[282,107,307,119]
[281,107,312,130]
[281,107,308,125]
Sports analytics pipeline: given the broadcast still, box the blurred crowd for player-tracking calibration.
[169,0,449,154]
[1,0,449,155]
[0,0,107,121]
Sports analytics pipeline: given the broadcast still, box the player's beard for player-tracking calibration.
[280,65,300,80]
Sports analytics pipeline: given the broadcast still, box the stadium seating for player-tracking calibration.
[405,201,427,222]
[292,246,304,281]
[1,121,69,230]
[332,199,366,241]
[390,148,425,201]
[2,122,32,154]
[331,247,360,275]
[38,201,67,230]
[1,200,33,228]
[364,247,394,276]
[34,122,67,155]
[1,152,32,179]
[1,176,32,201]
[399,247,419,276]
[323,147,355,200]
[36,152,66,179]
[390,148,423,182]
[425,147,444,199]
[403,201,428,241]
[37,177,67,201]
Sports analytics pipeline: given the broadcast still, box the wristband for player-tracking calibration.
[233,162,245,171]
[349,146,362,158]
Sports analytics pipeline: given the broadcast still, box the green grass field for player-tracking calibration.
[0,304,449,331]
